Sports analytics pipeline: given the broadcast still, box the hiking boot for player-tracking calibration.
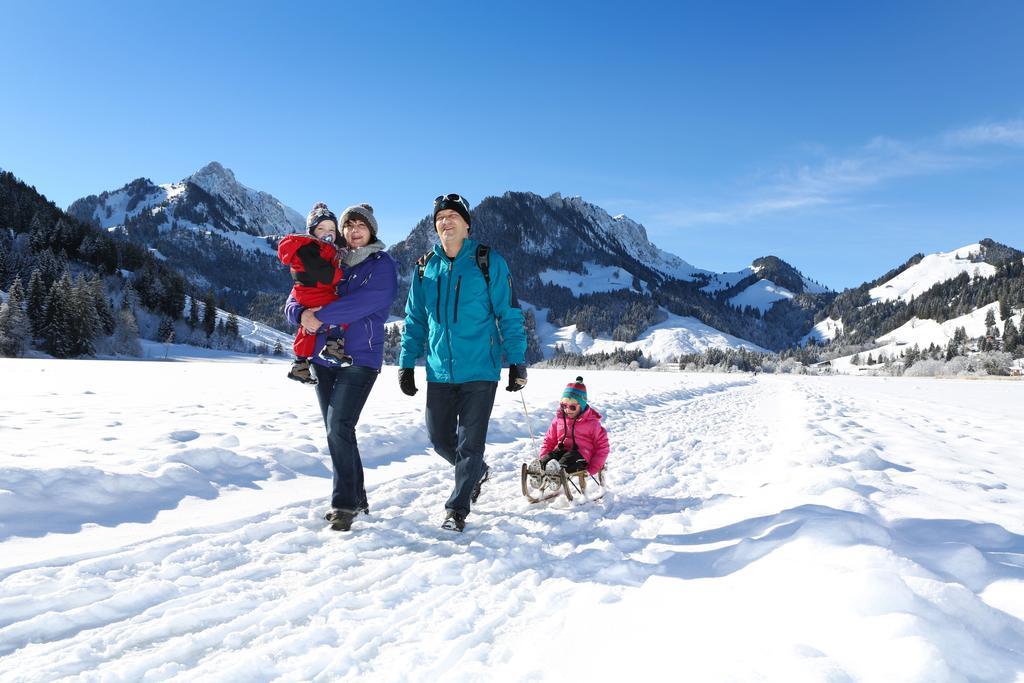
[471,463,490,504]
[325,508,357,532]
[441,510,466,532]
[319,338,353,367]
[287,358,318,384]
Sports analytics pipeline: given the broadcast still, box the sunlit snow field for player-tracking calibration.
[1,358,1023,682]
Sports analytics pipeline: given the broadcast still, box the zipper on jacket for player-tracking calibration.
[444,258,455,380]
[435,276,442,322]
[453,276,462,323]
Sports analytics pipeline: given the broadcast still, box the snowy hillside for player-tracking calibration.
[828,302,1023,373]
[537,262,646,295]
[869,243,997,303]
[728,279,796,313]
[802,316,845,345]
[2,359,1023,680]
[526,304,766,362]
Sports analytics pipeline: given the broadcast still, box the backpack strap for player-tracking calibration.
[416,250,434,281]
[417,244,492,292]
[475,244,491,287]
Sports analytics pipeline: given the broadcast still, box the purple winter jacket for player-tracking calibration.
[285,249,398,371]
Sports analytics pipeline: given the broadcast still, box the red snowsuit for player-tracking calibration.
[540,405,609,475]
[277,234,346,358]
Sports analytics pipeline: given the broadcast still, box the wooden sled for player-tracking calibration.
[521,463,606,504]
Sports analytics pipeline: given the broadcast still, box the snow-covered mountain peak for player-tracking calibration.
[187,161,238,193]
[550,193,707,282]
[185,161,304,235]
[868,241,997,304]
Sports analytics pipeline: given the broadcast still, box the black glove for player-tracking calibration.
[506,364,527,392]
[399,368,418,396]
[559,450,589,475]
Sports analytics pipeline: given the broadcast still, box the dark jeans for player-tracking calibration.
[426,381,498,516]
[312,363,378,511]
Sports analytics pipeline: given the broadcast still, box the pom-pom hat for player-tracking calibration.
[306,202,338,234]
[561,375,588,411]
[340,203,379,242]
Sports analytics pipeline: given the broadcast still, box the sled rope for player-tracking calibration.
[520,391,538,451]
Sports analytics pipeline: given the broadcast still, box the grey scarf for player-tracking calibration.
[342,240,385,268]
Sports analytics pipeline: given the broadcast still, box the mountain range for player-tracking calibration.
[4,162,1022,366]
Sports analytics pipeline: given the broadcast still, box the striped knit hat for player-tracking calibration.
[561,376,588,411]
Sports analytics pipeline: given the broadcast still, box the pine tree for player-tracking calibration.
[0,276,30,357]
[158,317,176,344]
[112,307,143,357]
[999,299,1012,322]
[67,275,99,357]
[188,296,200,328]
[89,277,115,335]
[202,290,217,337]
[1003,318,1020,355]
[225,312,240,338]
[272,340,283,356]
[121,280,140,312]
[26,268,47,339]
[41,272,74,358]
[850,352,861,366]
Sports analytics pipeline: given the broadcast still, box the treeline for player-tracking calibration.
[823,239,1024,344]
[541,345,648,369]
[0,170,266,359]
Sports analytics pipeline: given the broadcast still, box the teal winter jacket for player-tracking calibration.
[399,238,526,383]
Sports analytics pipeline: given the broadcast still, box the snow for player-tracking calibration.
[89,185,168,229]
[828,302,1021,373]
[869,243,998,304]
[803,316,845,345]
[701,267,754,293]
[2,359,1023,680]
[537,261,644,295]
[524,303,766,362]
[729,278,795,313]
[553,194,709,282]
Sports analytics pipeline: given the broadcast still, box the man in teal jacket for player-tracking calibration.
[399,193,528,532]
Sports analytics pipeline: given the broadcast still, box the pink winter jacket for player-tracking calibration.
[540,406,609,475]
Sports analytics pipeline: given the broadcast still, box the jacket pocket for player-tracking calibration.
[453,276,462,323]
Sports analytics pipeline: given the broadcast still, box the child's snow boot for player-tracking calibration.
[319,338,353,367]
[287,358,318,384]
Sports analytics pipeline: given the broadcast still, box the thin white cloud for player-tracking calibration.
[945,119,1024,147]
[654,118,1023,229]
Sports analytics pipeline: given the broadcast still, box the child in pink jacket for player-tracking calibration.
[530,376,610,476]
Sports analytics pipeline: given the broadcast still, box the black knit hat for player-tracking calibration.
[340,203,379,242]
[306,202,339,237]
[433,193,472,229]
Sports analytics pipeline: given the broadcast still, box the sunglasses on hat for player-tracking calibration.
[434,193,469,209]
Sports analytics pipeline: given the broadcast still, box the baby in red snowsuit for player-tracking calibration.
[278,203,351,384]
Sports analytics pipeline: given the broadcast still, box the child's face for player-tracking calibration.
[559,399,581,414]
[313,220,338,242]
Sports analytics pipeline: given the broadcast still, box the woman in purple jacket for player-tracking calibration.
[285,202,398,532]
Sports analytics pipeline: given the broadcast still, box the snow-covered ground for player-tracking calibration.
[2,359,1023,681]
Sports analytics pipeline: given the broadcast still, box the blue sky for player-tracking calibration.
[2,1,1022,289]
